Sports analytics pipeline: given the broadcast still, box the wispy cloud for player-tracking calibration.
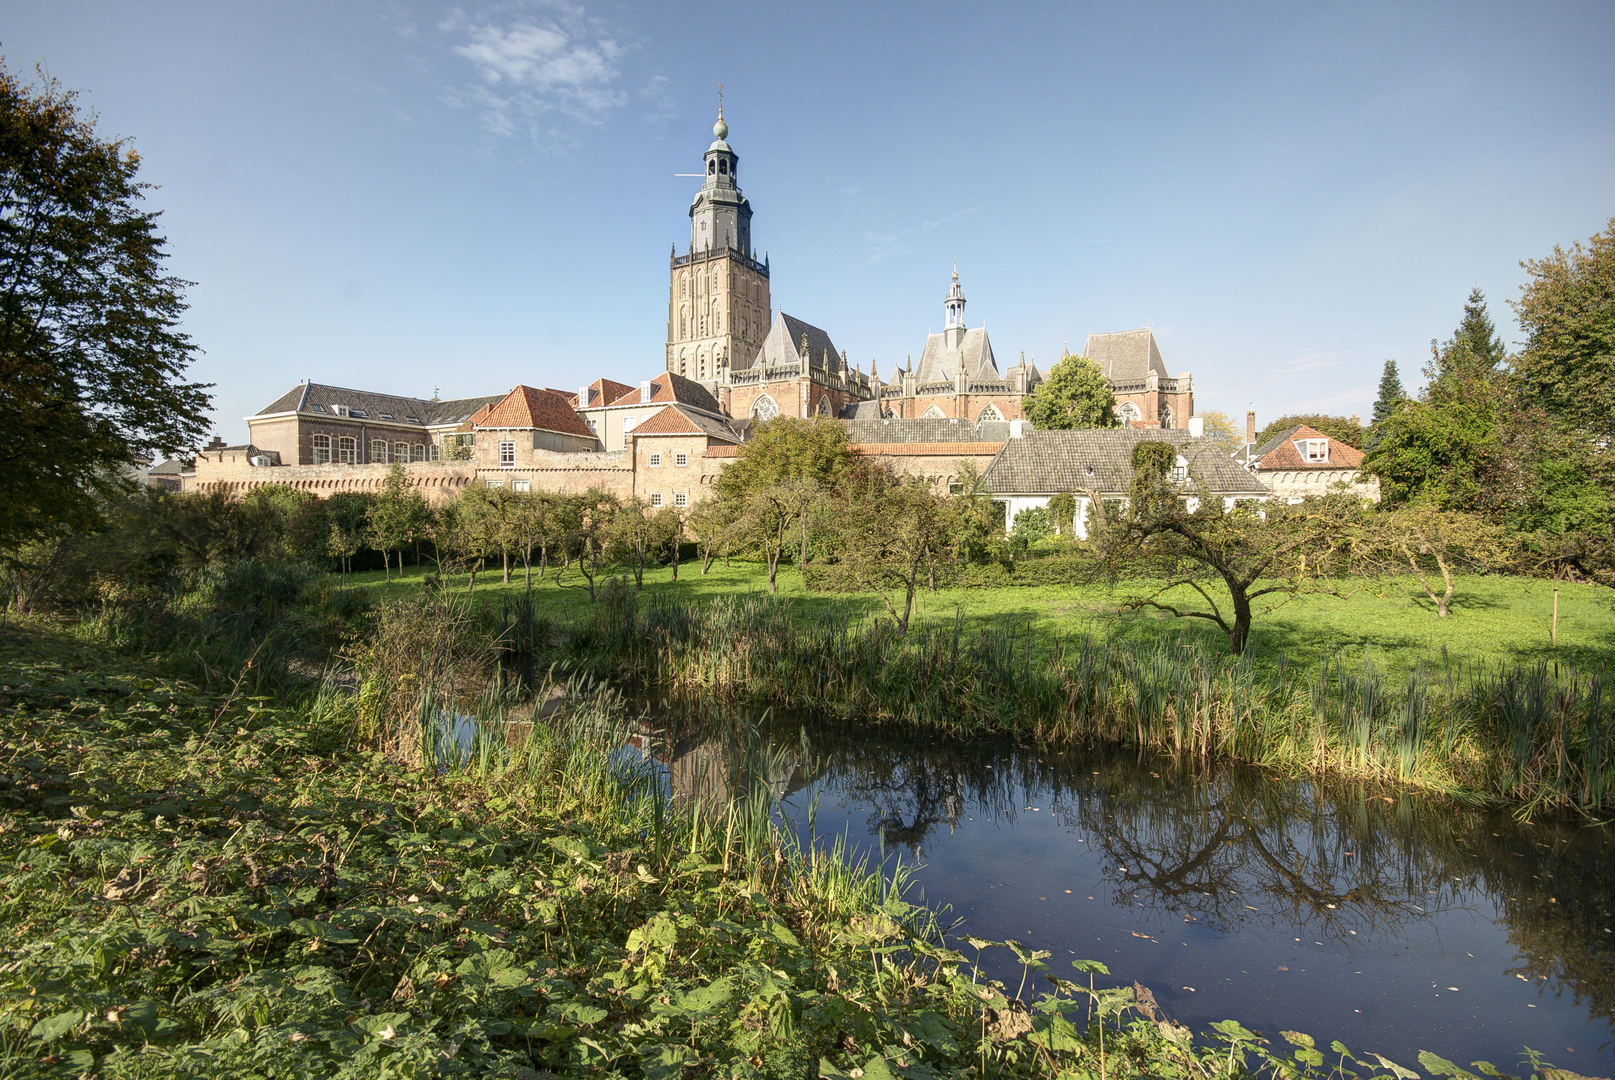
[865,208,978,264]
[1274,349,1346,377]
[440,3,625,138]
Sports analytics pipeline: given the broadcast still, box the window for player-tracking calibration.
[405,415,420,423]
[623,416,640,434]
[312,434,332,465]
[649,453,662,467]
[674,492,688,508]
[414,443,426,461]
[1118,402,1142,424]
[650,493,663,507]
[750,394,779,421]
[371,440,388,463]
[513,479,531,493]
[499,441,515,467]
[378,413,394,421]
[310,403,326,412]
[337,436,358,464]
[394,442,409,463]
[429,442,441,462]
[977,404,1003,423]
[675,453,688,467]
[485,480,502,489]
[1304,439,1330,462]
[350,409,368,419]
[922,404,946,419]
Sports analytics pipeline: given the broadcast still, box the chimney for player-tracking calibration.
[1009,419,1031,439]
[1246,410,1257,444]
[640,380,652,403]
[1349,413,1362,427]
[1188,416,1205,438]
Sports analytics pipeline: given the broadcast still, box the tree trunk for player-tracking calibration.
[800,514,808,570]
[502,549,510,585]
[701,543,714,575]
[899,557,920,636]
[398,550,405,578]
[671,540,680,581]
[767,547,780,593]
[383,552,390,582]
[524,553,532,592]
[1227,583,1252,655]
[468,559,479,593]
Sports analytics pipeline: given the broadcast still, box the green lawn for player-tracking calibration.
[350,560,1615,677]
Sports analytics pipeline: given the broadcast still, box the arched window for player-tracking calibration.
[371,440,388,463]
[337,436,357,464]
[1118,402,1142,425]
[922,404,946,419]
[414,444,426,462]
[977,403,1003,422]
[708,160,715,175]
[679,307,687,339]
[312,433,332,464]
[816,394,831,416]
[394,442,409,463]
[751,394,779,421]
[1159,403,1173,429]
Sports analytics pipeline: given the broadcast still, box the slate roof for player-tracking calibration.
[477,385,595,438]
[747,313,842,371]
[605,371,724,414]
[253,382,503,426]
[840,418,1006,445]
[632,404,745,444]
[1084,328,1170,383]
[982,429,1271,496]
[1243,425,1366,470]
[150,458,188,476]
[914,326,998,384]
[839,399,887,420]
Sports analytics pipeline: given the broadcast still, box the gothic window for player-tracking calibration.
[922,404,946,419]
[312,434,331,465]
[977,404,1003,423]
[1159,403,1173,429]
[751,394,779,421]
[1118,402,1142,425]
[816,395,830,416]
[708,160,715,174]
[680,307,687,339]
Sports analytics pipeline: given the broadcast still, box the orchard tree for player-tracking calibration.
[830,470,952,635]
[0,63,211,546]
[1372,508,1511,619]
[1023,353,1119,430]
[1510,217,1615,444]
[1097,441,1367,655]
[686,495,742,573]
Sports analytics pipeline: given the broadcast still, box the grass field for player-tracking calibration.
[351,559,1615,677]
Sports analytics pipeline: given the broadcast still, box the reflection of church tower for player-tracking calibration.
[665,108,772,383]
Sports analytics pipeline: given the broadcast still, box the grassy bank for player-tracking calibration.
[356,561,1615,678]
[0,618,1566,1079]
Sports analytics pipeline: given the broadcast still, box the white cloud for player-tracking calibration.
[1274,349,1347,377]
[440,3,625,137]
[864,207,978,264]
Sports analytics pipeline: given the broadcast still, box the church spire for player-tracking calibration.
[944,263,966,330]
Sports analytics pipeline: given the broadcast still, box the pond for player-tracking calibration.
[646,704,1615,1074]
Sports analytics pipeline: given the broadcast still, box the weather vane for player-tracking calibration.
[717,81,724,118]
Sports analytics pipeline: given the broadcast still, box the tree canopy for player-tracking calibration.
[714,417,856,500]
[0,63,212,547]
[1510,217,1615,444]
[1022,353,1119,430]
[1254,414,1366,449]
[1194,410,1243,454]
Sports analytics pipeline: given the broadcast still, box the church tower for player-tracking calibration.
[666,108,772,382]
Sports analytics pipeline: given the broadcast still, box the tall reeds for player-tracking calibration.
[554,592,1614,815]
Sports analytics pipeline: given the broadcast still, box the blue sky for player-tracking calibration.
[6,2,1613,439]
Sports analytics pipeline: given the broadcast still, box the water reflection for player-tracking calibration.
[647,705,1615,1068]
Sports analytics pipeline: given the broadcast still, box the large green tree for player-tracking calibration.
[715,417,856,500]
[1361,360,1406,453]
[1510,217,1615,443]
[0,63,211,546]
[1023,353,1119,430]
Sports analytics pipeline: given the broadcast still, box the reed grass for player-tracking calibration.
[538,589,1615,816]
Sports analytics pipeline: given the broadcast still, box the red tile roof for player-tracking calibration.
[586,379,635,407]
[605,371,723,414]
[1253,425,1365,470]
[477,385,595,438]
[632,404,743,443]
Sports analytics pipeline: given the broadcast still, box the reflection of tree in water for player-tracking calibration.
[656,706,1615,1032]
[1075,771,1479,940]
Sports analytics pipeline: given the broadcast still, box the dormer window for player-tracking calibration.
[405,415,420,423]
[1303,438,1329,462]
[378,412,394,421]
[350,409,368,419]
